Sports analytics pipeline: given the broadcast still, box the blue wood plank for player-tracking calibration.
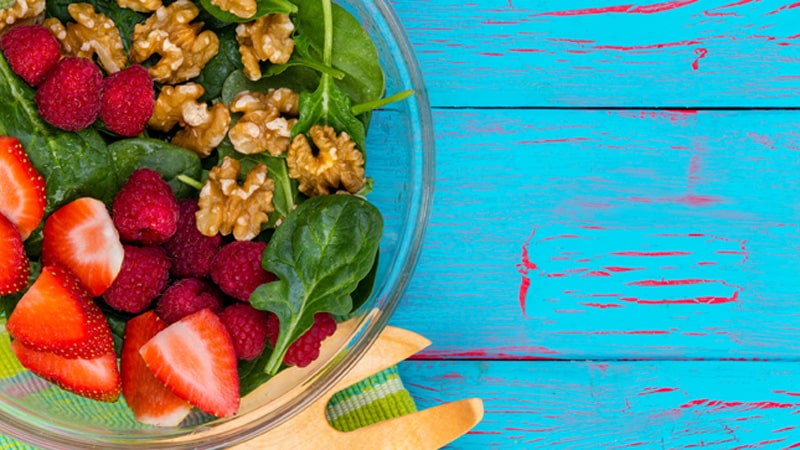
[392,0,800,107]
[388,108,800,359]
[399,360,800,449]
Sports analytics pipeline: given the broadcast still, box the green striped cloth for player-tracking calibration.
[0,328,416,449]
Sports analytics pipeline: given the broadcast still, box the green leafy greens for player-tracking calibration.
[250,195,383,375]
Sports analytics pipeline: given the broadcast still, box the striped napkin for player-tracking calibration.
[0,329,416,449]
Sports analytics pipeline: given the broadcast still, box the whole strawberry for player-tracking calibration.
[0,25,62,87]
[35,57,103,131]
[100,65,154,137]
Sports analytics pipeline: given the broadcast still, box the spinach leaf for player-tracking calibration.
[198,0,296,23]
[349,250,379,314]
[290,0,384,106]
[221,68,320,106]
[237,349,276,396]
[108,138,203,199]
[250,194,383,375]
[292,77,366,153]
[45,0,147,53]
[195,25,244,102]
[0,53,119,215]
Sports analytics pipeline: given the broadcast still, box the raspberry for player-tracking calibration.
[219,303,269,360]
[163,199,222,279]
[0,25,61,87]
[210,241,275,302]
[35,57,103,131]
[103,245,170,314]
[99,64,154,137]
[155,278,224,324]
[113,168,179,246]
[267,313,337,368]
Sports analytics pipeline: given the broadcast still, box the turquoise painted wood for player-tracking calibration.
[399,360,800,449]
[391,0,800,108]
[386,0,800,448]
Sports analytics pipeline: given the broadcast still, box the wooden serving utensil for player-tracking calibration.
[232,326,483,449]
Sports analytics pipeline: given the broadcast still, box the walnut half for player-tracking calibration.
[149,83,231,158]
[228,88,299,156]
[287,125,366,197]
[44,3,127,74]
[196,157,275,241]
[130,0,219,84]
[236,14,294,81]
[211,0,256,19]
[0,0,46,34]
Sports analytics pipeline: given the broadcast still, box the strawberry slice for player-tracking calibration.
[122,311,192,426]
[6,265,114,359]
[41,197,124,297]
[11,339,121,402]
[139,308,239,417]
[0,136,46,240]
[0,213,30,295]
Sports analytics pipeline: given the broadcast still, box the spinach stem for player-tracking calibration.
[323,0,333,67]
[177,174,204,190]
[293,56,345,79]
[351,89,415,116]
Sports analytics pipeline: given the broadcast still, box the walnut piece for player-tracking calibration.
[43,3,127,73]
[116,0,161,13]
[196,157,275,241]
[287,125,366,197]
[0,0,46,34]
[228,88,299,156]
[130,0,219,84]
[211,0,256,19]
[236,14,294,81]
[149,83,231,158]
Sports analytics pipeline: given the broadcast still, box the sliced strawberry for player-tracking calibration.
[0,213,30,295]
[6,265,114,359]
[122,311,192,426]
[41,197,124,297]
[11,339,121,402]
[0,136,46,240]
[139,308,239,417]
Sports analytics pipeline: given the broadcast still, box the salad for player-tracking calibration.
[0,0,409,426]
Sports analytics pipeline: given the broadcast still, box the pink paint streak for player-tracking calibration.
[619,291,739,305]
[638,387,680,395]
[605,266,645,272]
[594,39,701,51]
[535,0,697,16]
[516,231,538,316]
[581,302,624,309]
[692,48,708,70]
[627,278,723,287]
[611,251,692,257]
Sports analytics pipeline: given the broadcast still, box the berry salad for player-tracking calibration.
[0,0,405,426]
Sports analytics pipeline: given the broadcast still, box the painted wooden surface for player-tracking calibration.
[386,0,800,448]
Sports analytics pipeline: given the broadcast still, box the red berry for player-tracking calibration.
[112,168,179,246]
[163,199,222,279]
[210,241,275,302]
[139,308,240,417]
[35,57,103,131]
[0,136,47,241]
[267,313,337,368]
[103,245,171,314]
[155,278,224,324]
[100,64,154,137]
[219,303,269,360]
[0,25,62,87]
[0,213,30,296]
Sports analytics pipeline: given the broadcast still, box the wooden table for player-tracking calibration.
[386,1,800,447]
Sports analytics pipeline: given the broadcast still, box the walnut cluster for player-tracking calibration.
[236,14,294,81]
[44,3,127,74]
[287,125,366,197]
[0,0,45,34]
[228,88,299,156]
[149,83,231,158]
[129,0,219,84]
[211,0,256,19]
[196,157,275,241]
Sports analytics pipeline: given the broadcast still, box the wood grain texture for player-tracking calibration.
[388,108,800,360]
[391,0,800,107]
[400,360,800,449]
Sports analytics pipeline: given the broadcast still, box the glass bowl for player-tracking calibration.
[0,0,434,448]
